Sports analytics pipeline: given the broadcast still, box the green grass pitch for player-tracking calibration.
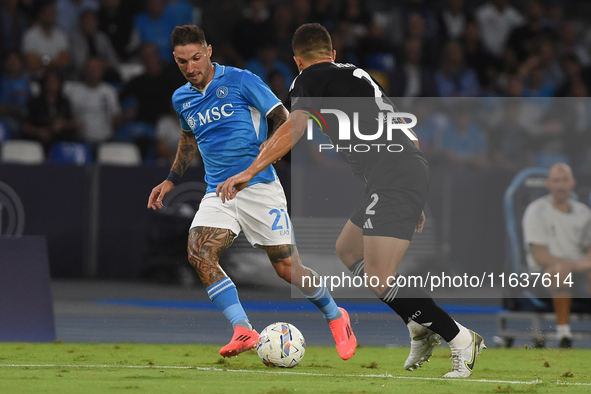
[1,343,590,393]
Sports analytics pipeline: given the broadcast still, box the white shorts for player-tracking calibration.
[190,180,294,246]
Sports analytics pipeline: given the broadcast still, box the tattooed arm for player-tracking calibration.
[266,104,289,138]
[147,130,196,210]
[170,130,198,178]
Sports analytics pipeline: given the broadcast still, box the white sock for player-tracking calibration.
[407,320,428,339]
[448,321,471,353]
[556,324,572,339]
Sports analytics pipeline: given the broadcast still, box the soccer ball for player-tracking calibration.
[256,322,306,368]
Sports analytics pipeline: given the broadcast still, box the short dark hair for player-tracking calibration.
[171,25,208,48]
[292,23,332,61]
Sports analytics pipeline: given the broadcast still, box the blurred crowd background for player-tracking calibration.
[1,0,591,172]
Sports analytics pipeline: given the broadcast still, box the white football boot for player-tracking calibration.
[404,328,442,371]
[444,330,486,378]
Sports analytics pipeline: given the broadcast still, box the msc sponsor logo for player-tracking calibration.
[195,104,235,127]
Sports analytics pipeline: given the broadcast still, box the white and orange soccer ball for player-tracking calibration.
[256,322,306,368]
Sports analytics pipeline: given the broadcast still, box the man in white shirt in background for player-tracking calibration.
[475,0,523,57]
[64,57,121,146]
[523,163,591,348]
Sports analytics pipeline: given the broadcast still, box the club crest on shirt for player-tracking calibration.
[187,115,197,130]
[216,86,229,98]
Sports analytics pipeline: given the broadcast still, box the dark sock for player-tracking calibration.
[380,285,460,342]
[348,259,410,323]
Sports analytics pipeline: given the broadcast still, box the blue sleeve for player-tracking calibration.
[172,91,191,131]
[177,111,190,131]
[239,70,281,117]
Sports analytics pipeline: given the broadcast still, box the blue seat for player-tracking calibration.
[49,142,92,165]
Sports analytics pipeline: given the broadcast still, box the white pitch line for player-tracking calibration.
[2,364,590,386]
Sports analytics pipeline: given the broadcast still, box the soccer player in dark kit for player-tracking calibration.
[217,23,485,378]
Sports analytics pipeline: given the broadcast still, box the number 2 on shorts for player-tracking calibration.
[366,193,379,215]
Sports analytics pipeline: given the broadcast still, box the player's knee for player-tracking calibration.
[336,237,361,265]
[186,244,214,269]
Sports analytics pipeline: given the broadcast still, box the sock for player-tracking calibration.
[348,260,412,323]
[407,319,429,339]
[206,277,251,329]
[379,285,460,342]
[302,271,341,321]
[448,321,472,353]
[556,324,572,339]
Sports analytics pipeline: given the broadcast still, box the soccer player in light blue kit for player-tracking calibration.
[147,25,356,359]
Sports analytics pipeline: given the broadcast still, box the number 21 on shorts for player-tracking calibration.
[269,208,291,235]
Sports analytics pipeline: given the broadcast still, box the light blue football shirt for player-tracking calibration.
[172,63,281,193]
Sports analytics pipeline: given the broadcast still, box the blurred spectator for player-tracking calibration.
[535,38,564,91]
[556,83,591,168]
[232,0,274,65]
[475,0,523,57]
[461,20,501,95]
[441,107,489,168]
[0,0,28,60]
[70,9,119,82]
[270,2,297,69]
[403,11,440,69]
[523,66,555,97]
[310,0,336,31]
[119,44,178,160]
[435,41,480,97]
[556,54,590,97]
[21,68,78,152]
[267,70,288,105]
[63,57,121,145]
[97,0,141,62]
[56,0,99,38]
[400,0,439,41]
[337,0,371,52]
[506,0,556,63]
[557,21,590,67]
[154,104,180,164]
[133,0,176,63]
[389,38,437,97]
[201,0,241,65]
[164,0,197,28]
[489,100,534,170]
[330,30,359,66]
[245,41,293,90]
[543,0,565,34]
[290,0,311,29]
[357,21,396,72]
[437,0,472,41]
[0,52,31,137]
[22,1,71,78]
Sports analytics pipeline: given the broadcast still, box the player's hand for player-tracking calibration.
[216,171,253,203]
[415,211,426,234]
[147,180,175,210]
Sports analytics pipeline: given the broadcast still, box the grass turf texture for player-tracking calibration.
[0,343,590,393]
